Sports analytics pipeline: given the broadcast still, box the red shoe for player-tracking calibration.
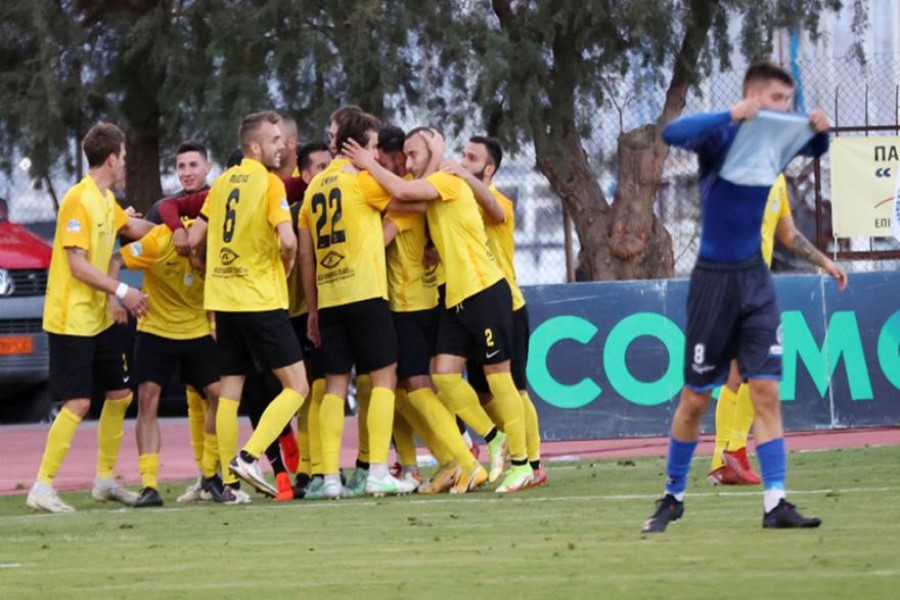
[707,464,741,485]
[275,472,294,501]
[526,466,548,489]
[723,448,762,485]
[279,433,300,474]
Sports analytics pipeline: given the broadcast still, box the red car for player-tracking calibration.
[0,199,52,422]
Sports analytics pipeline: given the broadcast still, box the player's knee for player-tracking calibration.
[679,388,710,420]
[64,398,91,418]
[747,379,780,414]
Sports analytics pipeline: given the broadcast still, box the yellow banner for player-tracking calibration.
[830,136,898,238]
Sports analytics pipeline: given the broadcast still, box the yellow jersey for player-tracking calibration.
[760,174,791,267]
[424,172,502,308]
[201,158,291,312]
[43,175,128,336]
[120,224,210,339]
[482,184,525,311]
[384,210,439,312]
[287,202,308,317]
[299,158,392,309]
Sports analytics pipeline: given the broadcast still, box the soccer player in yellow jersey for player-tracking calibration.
[27,122,153,513]
[378,126,489,494]
[286,141,332,500]
[299,112,416,498]
[120,222,222,507]
[709,174,848,485]
[446,136,547,488]
[343,127,534,493]
[188,111,308,502]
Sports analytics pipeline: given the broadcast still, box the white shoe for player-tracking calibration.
[26,482,75,513]
[365,473,417,497]
[222,486,251,505]
[400,471,422,492]
[229,456,277,498]
[323,478,343,500]
[177,478,204,503]
[91,478,138,506]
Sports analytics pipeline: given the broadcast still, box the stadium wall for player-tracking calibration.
[523,271,900,440]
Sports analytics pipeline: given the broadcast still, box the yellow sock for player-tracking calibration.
[243,388,305,458]
[432,373,494,438]
[185,386,206,470]
[407,387,475,468]
[296,399,311,476]
[482,397,504,431]
[308,378,325,474]
[320,392,346,474]
[201,433,219,479]
[96,394,132,480]
[362,386,393,465]
[712,386,738,470]
[216,397,240,485]
[139,453,160,490]
[402,388,452,464]
[356,374,372,464]
[485,373,526,462]
[729,383,755,451]
[521,391,541,463]
[392,390,419,466]
[36,406,82,485]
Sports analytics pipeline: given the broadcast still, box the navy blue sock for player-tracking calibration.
[665,438,698,500]
[756,437,786,490]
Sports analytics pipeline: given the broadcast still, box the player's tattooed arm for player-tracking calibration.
[789,232,849,291]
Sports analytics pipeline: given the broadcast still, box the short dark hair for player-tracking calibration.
[83,122,125,168]
[743,61,794,95]
[330,105,363,125]
[335,112,380,155]
[175,140,208,160]
[225,148,244,169]
[238,111,281,149]
[469,135,503,170]
[378,125,406,153]
[298,142,331,172]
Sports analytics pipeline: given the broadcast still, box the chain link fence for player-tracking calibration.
[3,54,899,281]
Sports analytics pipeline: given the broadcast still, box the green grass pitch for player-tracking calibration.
[1,446,898,599]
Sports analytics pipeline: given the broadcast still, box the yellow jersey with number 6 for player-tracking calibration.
[201,158,291,312]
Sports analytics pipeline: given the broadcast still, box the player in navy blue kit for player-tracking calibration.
[642,62,830,533]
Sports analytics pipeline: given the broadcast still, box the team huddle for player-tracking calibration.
[26,104,546,512]
[26,60,848,533]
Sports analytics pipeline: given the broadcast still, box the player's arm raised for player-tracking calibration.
[441,160,505,224]
[343,139,439,202]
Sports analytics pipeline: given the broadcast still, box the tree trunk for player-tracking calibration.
[495,0,719,281]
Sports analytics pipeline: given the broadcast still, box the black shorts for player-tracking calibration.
[48,325,129,402]
[319,297,397,375]
[216,309,303,376]
[684,255,782,392]
[133,332,219,391]
[292,314,324,382]
[393,308,439,380]
[467,304,530,393]
[436,280,514,366]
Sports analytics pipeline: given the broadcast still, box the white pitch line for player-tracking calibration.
[3,485,896,522]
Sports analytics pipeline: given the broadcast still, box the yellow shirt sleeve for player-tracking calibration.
[57,193,92,250]
[121,226,163,271]
[266,173,291,228]
[358,171,392,211]
[113,201,128,233]
[426,172,460,202]
[385,211,416,233]
[200,192,211,219]
[299,191,311,231]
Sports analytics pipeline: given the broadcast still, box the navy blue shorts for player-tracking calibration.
[683,255,782,392]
